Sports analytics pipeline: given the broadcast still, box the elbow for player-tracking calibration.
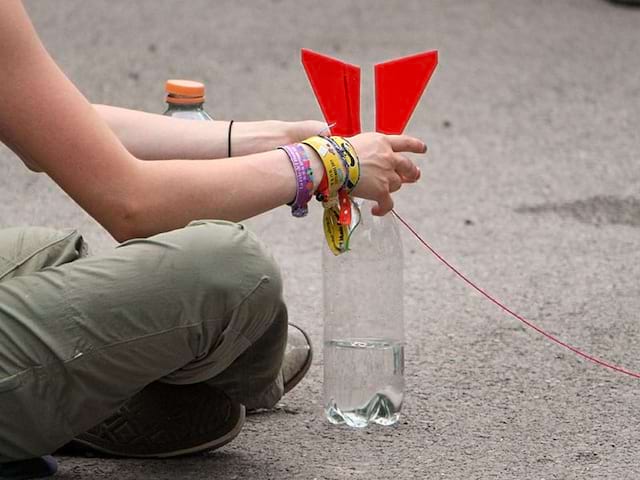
[110,222,140,244]
[109,218,140,245]
[102,160,160,243]
[106,196,147,244]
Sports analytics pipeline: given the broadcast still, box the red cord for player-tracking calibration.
[392,209,640,380]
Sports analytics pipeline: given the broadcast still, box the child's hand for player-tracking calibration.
[349,133,426,216]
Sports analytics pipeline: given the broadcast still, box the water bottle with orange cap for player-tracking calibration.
[163,79,213,120]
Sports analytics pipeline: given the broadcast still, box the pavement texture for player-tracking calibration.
[2,0,640,478]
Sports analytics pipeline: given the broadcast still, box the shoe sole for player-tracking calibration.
[284,323,314,395]
[70,405,245,459]
[65,383,245,459]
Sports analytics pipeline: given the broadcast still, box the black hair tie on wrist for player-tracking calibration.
[227,120,234,158]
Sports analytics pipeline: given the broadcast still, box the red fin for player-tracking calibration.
[301,49,361,136]
[375,51,438,134]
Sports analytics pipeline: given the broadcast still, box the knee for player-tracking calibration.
[0,227,87,280]
[169,220,284,319]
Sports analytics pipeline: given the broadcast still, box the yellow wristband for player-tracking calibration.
[322,201,361,256]
[302,135,362,256]
[329,136,360,193]
[302,136,345,204]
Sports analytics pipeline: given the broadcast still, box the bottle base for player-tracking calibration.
[325,393,402,428]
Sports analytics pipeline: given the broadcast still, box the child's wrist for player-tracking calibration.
[300,143,325,193]
[229,121,289,156]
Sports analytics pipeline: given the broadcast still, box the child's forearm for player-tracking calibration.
[94,105,321,160]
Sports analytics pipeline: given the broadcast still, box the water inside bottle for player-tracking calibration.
[324,339,404,428]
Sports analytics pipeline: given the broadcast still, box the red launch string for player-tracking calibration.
[391,209,640,380]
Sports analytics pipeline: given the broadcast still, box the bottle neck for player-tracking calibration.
[164,102,205,112]
[163,102,213,121]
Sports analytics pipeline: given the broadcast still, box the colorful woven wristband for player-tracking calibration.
[302,136,345,205]
[325,135,361,226]
[328,136,360,193]
[279,143,314,217]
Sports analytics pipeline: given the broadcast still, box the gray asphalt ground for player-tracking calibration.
[2,0,640,478]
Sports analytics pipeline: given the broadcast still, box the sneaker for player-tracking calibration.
[283,323,313,394]
[246,323,313,414]
[59,382,244,458]
[0,456,58,480]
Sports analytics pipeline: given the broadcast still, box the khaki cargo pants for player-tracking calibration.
[0,221,287,462]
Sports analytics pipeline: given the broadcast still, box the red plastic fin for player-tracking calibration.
[301,49,361,136]
[375,50,438,134]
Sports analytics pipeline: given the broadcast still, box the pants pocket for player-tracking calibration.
[0,372,23,393]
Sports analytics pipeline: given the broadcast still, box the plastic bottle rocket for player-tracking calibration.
[301,49,438,427]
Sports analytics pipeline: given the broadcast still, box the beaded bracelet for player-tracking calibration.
[279,143,314,217]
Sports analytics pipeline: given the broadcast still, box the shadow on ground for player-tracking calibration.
[55,450,276,479]
[515,195,640,228]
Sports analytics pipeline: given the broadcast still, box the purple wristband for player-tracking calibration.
[279,143,314,217]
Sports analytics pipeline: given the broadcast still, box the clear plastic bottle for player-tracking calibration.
[323,202,405,428]
[163,79,213,120]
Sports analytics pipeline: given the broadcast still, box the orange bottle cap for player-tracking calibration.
[165,79,205,105]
